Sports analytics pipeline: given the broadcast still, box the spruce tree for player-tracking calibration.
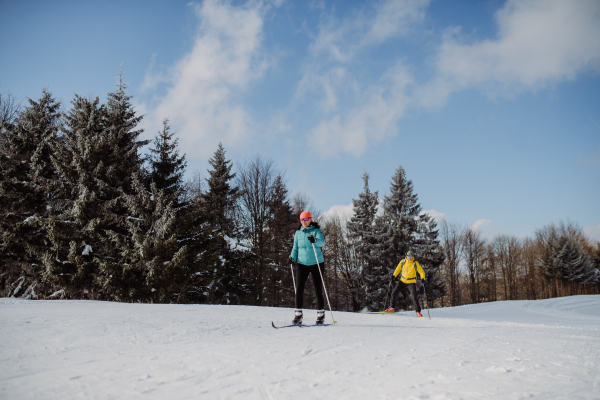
[412,213,446,307]
[556,236,595,284]
[42,95,107,298]
[146,118,186,201]
[0,89,61,298]
[103,70,148,195]
[201,143,250,304]
[591,244,600,286]
[265,174,297,307]
[42,74,149,300]
[346,172,379,311]
[365,165,422,311]
[202,143,240,235]
[119,173,212,303]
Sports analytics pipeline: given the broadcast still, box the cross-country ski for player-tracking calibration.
[271,321,333,328]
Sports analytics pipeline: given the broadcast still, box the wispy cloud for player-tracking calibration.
[321,202,354,223]
[298,0,429,157]
[421,209,447,224]
[304,0,600,157]
[140,0,600,161]
[139,0,278,158]
[472,219,492,232]
[418,0,600,106]
[309,63,414,157]
[471,219,503,240]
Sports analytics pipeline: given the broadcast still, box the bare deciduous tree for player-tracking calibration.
[440,221,464,306]
[237,155,278,306]
[0,92,21,153]
[492,235,521,300]
[321,213,364,311]
[463,227,487,304]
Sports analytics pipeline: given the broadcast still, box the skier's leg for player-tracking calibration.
[408,283,421,313]
[295,264,310,309]
[310,261,326,310]
[390,281,404,309]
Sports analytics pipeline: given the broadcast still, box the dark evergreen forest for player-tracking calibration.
[1,78,598,310]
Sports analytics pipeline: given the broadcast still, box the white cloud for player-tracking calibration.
[321,203,355,224]
[139,0,275,158]
[584,222,600,243]
[421,209,447,224]
[307,0,429,63]
[298,0,428,157]
[308,62,414,157]
[363,0,429,46]
[305,0,600,157]
[419,0,600,106]
[472,219,492,232]
[471,219,502,240]
[139,0,600,161]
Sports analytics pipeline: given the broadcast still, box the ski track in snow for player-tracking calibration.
[1,296,599,399]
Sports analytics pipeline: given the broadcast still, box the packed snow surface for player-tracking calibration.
[1,296,599,399]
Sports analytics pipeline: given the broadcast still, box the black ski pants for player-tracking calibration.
[295,261,325,310]
[390,281,421,313]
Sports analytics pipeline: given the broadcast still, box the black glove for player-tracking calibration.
[421,276,427,284]
[390,274,395,282]
[308,234,316,244]
[289,256,295,264]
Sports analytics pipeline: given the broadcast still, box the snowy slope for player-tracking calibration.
[1,296,599,400]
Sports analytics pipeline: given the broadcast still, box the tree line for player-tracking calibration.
[435,220,600,308]
[1,78,599,310]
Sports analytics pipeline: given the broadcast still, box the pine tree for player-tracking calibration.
[346,172,379,311]
[201,143,250,304]
[103,69,148,195]
[118,173,207,303]
[175,192,221,303]
[556,236,595,284]
[413,213,446,307]
[0,89,61,298]
[146,118,186,201]
[538,223,598,296]
[365,165,422,311]
[42,94,107,298]
[591,244,600,286]
[265,174,297,307]
[202,143,240,236]
[42,74,149,300]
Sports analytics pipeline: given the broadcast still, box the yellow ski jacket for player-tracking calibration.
[393,258,425,284]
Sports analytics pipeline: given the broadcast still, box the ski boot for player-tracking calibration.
[384,307,395,313]
[416,312,423,318]
[316,310,325,325]
[292,310,303,325]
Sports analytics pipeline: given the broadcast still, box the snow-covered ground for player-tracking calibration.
[1,296,599,399]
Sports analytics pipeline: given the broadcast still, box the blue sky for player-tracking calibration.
[2,0,599,241]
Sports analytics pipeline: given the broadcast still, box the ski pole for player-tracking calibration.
[421,279,431,319]
[290,263,297,295]
[311,242,337,324]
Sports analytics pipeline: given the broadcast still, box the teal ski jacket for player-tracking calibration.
[290,223,325,266]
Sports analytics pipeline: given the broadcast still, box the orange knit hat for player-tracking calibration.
[300,210,312,221]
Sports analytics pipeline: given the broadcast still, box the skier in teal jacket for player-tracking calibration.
[289,210,326,325]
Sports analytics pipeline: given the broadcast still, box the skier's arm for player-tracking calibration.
[312,229,325,248]
[392,260,403,278]
[290,232,299,261]
[416,262,426,280]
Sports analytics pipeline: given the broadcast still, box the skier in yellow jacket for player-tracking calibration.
[385,250,426,317]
